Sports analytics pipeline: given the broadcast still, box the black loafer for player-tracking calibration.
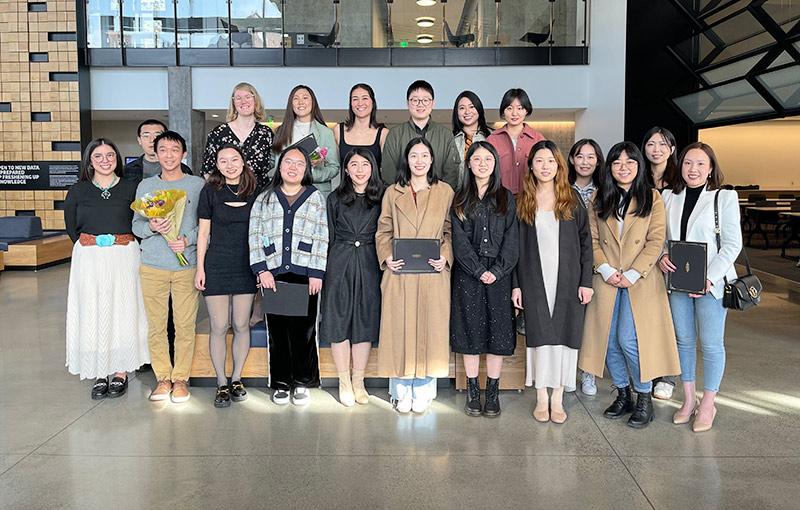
[107,376,128,398]
[214,385,231,408]
[230,380,247,402]
[91,378,109,400]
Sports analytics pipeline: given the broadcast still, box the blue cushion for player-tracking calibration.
[250,320,268,348]
[0,242,7,252]
[0,216,43,239]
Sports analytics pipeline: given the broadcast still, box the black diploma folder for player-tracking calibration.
[289,133,319,155]
[392,238,441,274]
[667,240,708,294]
[261,282,310,316]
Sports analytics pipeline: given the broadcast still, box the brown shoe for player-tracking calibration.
[171,380,191,403]
[149,380,172,401]
[550,407,568,424]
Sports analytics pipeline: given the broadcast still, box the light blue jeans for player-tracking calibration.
[605,289,652,393]
[668,291,727,392]
[389,377,437,402]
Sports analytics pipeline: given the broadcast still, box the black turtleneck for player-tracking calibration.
[680,185,704,240]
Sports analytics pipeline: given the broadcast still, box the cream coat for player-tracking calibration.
[376,182,454,378]
[578,191,681,382]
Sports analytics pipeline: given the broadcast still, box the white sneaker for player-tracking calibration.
[411,398,432,414]
[272,389,290,405]
[581,372,597,396]
[395,395,413,414]
[292,386,310,406]
[653,381,674,400]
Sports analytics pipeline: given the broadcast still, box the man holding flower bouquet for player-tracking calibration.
[132,131,205,403]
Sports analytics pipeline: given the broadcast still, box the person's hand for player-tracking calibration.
[309,277,323,295]
[479,271,497,285]
[511,288,523,310]
[258,271,276,292]
[149,217,171,234]
[167,236,187,254]
[194,268,205,291]
[659,254,676,273]
[689,279,713,298]
[385,256,405,273]
[616,274,633,288]
[578,286,594,305]
[311,157,324,167]
[605,270,622,286]
[428,257,446,272]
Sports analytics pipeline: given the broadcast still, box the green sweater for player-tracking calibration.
[381,120,460,189]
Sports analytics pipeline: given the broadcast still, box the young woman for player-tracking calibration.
[567,138,604,397]
[452,90,492,189]
[195,145,259,408]
[376,137,454,414]
[659,142,742,432]
[64,139,149,398]
[641,126,680,399]
[202,82,274,192]
[319,148,385,407]
[451,141,518,417]
[579,142,680,429]
[333,83,387,170]
[512,140,593,424]
[272,85,339,195]
[486,88,545,195]
[248,146,329,406]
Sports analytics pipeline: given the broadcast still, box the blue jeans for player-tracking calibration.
[605,289,652,393]
[669,291,727,392]
[389,377,437,401]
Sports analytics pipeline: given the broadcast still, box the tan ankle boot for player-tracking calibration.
[352,369,369,404]
[338,371,355,407]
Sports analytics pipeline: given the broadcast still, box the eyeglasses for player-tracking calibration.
[469,156,495,166]
[91,152,116,162]
[281,158,306,169]
[611,160,638,170]
[233,94,255,103]
[408,97,432,107]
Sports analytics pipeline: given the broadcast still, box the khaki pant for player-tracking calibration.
[140,265,199,382]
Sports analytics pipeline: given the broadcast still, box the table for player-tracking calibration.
[779,212,800,259]
[745,207,792,249]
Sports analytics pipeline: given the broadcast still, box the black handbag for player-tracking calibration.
[713,190,762,310]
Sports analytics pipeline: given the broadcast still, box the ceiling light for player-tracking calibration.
[416,17,435,28]
[416,0,436,6]
[416,34,434,44]
[212,114,219,118]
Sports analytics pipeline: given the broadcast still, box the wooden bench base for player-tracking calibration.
[4,235,72,268]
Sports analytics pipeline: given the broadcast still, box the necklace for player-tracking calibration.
[92,176,118,200]
[226,183,239,196]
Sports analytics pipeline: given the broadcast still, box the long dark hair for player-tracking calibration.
[336,148,385,207]
[451,90,492,137]
[567,138,603,187]
[595,141,653,220]
[79,138,124,182]
[344,83,383,130]
[453,141,507,220]
[672,142,725,194]
[206,144,257,198]
[397,137,439,187]
[641,126,678,190]
[263,146,314,204]
[273,85,326,151]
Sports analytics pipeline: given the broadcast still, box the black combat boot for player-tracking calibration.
[627,391,655,429]
[603,386,635,419]
[484,377,501,417]
[464,377,482,416]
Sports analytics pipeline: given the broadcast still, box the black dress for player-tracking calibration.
[202,123,274,192]
[450,192,519,356]
[197,183,257,296]
[319,192,382,346]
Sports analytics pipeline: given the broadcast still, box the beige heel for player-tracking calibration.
[673,404,696,425]
[692,406,717,432]
[351,369,370,405]
[338,371,355,407]
[533,404,550,423]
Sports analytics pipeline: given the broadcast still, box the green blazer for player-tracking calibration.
[270,120,340,195]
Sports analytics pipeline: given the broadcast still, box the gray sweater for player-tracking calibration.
[132,174,205,271]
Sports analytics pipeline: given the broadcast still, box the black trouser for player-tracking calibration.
[266,273,320,390]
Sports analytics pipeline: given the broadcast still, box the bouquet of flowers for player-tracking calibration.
[309,146,328,166]
[131,189,189,266]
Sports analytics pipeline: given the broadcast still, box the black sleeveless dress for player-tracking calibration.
[338,124,383,169]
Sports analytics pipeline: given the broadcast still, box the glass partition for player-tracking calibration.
[176,0,230,48]
[86,0,121,48]
[283,0,336,48]
[121,0,177,48]
[230,0,283,48]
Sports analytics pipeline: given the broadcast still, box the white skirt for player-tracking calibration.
[525,345,578,389]
[66,241,150,379]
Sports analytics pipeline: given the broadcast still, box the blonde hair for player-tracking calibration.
[226,82,266,123]
[517,140,578,225]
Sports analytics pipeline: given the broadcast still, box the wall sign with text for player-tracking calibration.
[0,161,80,189]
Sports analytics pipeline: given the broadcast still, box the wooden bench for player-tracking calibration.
[4,235,72,269]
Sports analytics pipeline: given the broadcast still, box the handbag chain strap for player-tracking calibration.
[713,189,752,281]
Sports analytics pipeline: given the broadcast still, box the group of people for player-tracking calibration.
[63,80,742,433]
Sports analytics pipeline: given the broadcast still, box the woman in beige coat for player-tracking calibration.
[376,137,454,414]
[579,141,680,429]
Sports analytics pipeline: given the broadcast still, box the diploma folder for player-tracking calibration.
[392,238,441,274]
[667,240,708,294]
[288,134,319,156]
[261,282,310,316]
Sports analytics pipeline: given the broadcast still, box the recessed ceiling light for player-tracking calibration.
[416,34,434,44]
[416,0,436,6]
[212,114,219,118]
[416,17,435,28]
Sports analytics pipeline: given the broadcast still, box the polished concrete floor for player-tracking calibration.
[1,264,799,509]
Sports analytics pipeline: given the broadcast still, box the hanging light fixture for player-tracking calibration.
[416,0,436,7]
[415,17,436,28]
[416,34,434,44]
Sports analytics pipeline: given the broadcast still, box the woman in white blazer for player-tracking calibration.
[659,142,742,433]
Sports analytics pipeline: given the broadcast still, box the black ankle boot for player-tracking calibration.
[484,377,501,417]
[464,377,482,416]
[603,386,634,419]
[628,391,654,428]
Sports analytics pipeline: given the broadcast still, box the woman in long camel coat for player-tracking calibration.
[376,137,454,414]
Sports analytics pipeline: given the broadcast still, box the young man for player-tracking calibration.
[132,131,205,403]
[124,119,192,183]
[381,80,460,188]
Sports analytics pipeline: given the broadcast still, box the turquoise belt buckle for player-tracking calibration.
[96,234,115,247]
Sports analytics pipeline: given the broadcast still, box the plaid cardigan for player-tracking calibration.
[248,186,328,279]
